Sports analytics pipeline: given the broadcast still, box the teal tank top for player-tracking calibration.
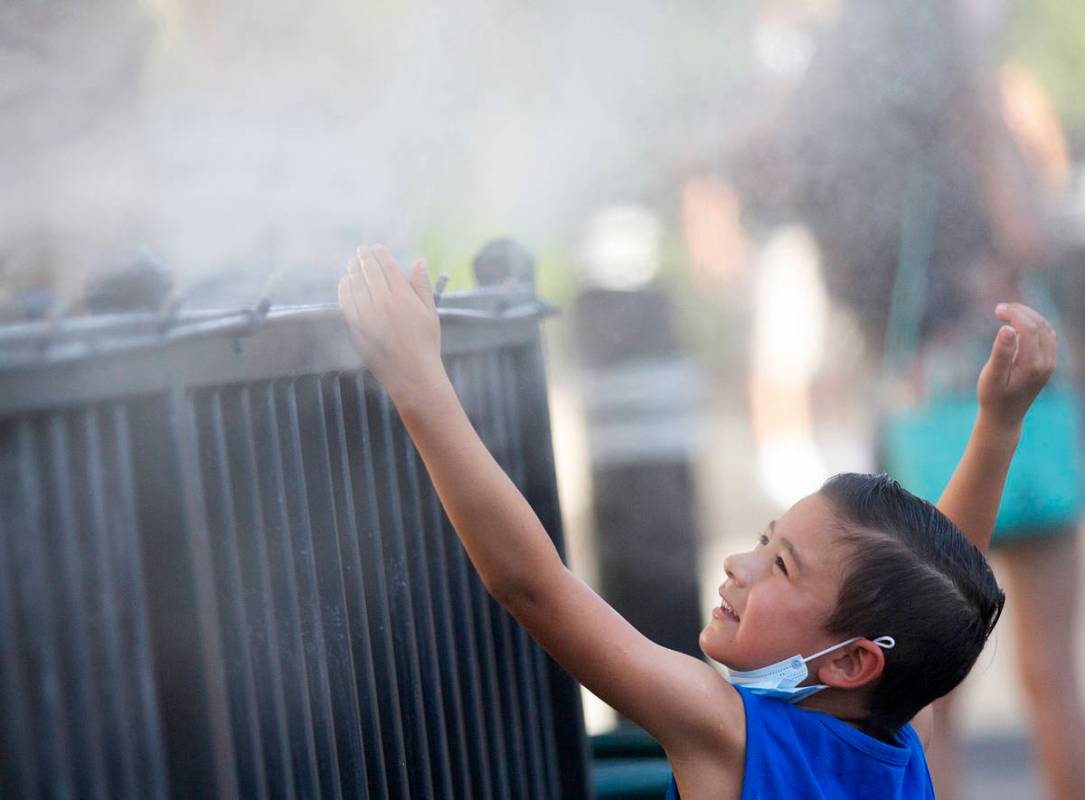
[666,686,934,799]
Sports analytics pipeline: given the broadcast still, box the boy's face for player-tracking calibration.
[699,492,851,672]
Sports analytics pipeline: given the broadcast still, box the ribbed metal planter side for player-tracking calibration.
[0,277,590,798]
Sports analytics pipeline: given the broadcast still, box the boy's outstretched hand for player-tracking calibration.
[976,302,1057,428]
[337,244,444,399]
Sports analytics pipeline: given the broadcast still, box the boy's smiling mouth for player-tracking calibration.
[714,594,741,622]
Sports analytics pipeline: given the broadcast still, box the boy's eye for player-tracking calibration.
[758,533,769,547]
[775,555,789,576]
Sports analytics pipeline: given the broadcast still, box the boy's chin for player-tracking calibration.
[698,629,712,653]
[698,628,726,662]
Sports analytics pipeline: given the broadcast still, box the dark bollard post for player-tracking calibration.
[572,286,703,660]
[472,238,593,800]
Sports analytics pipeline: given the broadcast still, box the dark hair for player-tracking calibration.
[819,473,1005,739]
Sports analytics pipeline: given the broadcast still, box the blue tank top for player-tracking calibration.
[666,686,934,799]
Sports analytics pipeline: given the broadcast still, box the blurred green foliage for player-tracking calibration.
[1008,0,1085,144]
[414,226,578,308]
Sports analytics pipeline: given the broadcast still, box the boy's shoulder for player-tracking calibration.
[664,661,747,753]
[738,691,934,798]
[663,670,747,799]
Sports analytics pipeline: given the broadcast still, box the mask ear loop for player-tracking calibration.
[800,635,896,665]
[803,636,859,663]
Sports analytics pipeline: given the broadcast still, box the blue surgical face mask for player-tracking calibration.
[725,636,896,703]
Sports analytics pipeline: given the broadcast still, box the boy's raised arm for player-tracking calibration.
[337,245,558,601]
[337,245,744,758]
[935,303,1057,554]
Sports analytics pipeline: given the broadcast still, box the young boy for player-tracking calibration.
[338,244,1057,798]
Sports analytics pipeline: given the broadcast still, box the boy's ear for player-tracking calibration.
[816,640,885,689]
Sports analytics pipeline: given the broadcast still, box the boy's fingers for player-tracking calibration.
[409,259,436,310]
[351,270,371,311]
[1019,307,1054,377]
[986,325,1018,386]
[995,301,1059,381]
[995,302,1041,334]
[338,274,363,326]
[1033,311,1058,369]
[995,302,1041,372]
[359,246,390,298]
[371,244,408,291]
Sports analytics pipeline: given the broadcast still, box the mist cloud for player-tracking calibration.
[1,1,754,308]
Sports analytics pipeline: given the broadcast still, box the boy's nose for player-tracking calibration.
[724,550,768,586]
[723,553,748,586]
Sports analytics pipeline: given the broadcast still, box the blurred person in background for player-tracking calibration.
[682,0,845,509]
[683,1,1085,797]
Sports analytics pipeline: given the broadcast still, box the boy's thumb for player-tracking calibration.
[987,325,1017,385]
[410,259,435,309]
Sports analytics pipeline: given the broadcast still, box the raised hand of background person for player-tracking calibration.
[977,302,1057,429]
